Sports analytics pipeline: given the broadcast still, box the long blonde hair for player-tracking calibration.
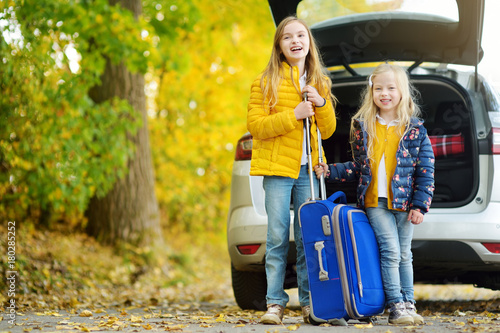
[351,63,421,160]
[260,16,336,109]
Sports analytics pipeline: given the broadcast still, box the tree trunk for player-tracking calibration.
[85,0,162,247]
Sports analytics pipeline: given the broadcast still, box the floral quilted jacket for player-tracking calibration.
[327,118,435,214]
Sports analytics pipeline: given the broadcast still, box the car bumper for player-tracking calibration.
[227,205,297,271]
[414,201,500,265]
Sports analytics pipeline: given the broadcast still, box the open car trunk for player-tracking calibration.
[323,75,478,208]
[266,0,484,209]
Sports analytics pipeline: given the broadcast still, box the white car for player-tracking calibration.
[227,0,500,310]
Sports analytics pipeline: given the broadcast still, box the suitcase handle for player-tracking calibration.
[303,92,316,201]
[303,92,327,201]
[328,191,347,204]
[314,241,329,281]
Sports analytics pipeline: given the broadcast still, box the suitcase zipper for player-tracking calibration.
[332,205,353,316]
[347,210,364,298]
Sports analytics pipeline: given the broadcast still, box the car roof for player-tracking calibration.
[268,0,485,67]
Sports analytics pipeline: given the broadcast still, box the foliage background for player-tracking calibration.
[0,0,275,304]
[149,0,274,233]
[0,0,274,233]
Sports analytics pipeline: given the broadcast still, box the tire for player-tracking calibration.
[231,263,267,310]
[472,272,500,291]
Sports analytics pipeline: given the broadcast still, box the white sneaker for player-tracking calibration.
[301,305,310,324]
[405,302,424,324]
[260,304,284,324]
[388,302,414,325]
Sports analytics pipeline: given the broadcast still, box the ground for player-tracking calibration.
[1,224,499,332]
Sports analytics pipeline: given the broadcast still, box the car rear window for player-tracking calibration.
[297,0,459,26]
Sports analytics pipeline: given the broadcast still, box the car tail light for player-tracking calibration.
[493,128,500,154]
[482,243,500,254]
[237,244,261,255]
[235,134,253,161]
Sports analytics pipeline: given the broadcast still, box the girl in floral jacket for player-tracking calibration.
[315,63,434,325]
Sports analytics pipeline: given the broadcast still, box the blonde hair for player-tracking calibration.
[351,63,421,160]
[260,16,336,109]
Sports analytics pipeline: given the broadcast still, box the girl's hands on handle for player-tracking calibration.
[294,100,314,120]
[295,85,326,120]
[408,210,424,225]
[302,85,326,108]
[314,162,329,179]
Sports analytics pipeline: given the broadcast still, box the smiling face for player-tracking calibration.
[279,21,310,69]
[372,70,402,119]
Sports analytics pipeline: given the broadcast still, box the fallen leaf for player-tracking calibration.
[165,324,188,331]
[79,310,92,317]
[160,314,175,318]
[56,326,73,330]
[130,315,143,323]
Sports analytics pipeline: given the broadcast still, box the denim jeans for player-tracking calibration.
[366,198,415,305]
[263,165,318,307]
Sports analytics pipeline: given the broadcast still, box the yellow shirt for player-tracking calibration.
[364,119,402,209]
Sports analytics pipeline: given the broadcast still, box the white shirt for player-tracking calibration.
[300,72,308,165]
[375,114,399,198]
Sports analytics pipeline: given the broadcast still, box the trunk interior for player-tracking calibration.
[323,75,478,208]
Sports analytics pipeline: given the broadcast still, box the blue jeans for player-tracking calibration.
[263,165,318,307]
[366,198,415,305]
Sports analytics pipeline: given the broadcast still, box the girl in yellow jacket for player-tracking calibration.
[247,16,337,325]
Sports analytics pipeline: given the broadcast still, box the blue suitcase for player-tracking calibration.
[298,191,385,324]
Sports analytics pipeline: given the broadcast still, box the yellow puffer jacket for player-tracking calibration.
[247,62,336,179]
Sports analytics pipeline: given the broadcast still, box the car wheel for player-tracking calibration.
[231,263,267,310]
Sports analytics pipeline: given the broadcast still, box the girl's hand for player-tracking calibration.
[302,85,326,107]
[294,101,314,120]
[314,162,329,179]
[407,209,424,225]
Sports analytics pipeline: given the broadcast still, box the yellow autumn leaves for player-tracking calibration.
[30,308,300,331]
